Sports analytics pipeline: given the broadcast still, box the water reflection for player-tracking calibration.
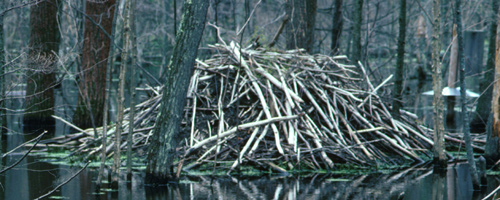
[432,170,446,200]
[0,160,498,199]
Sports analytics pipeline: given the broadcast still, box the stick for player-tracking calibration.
[253,63,304,103]
[35,161,90,200]
[268,14,289,48]
[296,78,334,129]
[0,131,46,174]
[186,115,300,156]
[52,115,92,135]
[482,183,500,200]
[229,41,285,155]
[3,131,48,158]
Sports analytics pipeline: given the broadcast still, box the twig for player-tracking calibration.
[0,131,46,174]
[482,183,500,200]
[268,14,289,48]
[186,115,300,156]
[35,161,90,200]
[2,131,46,158]
[236,0,262,36]
[52,115,92,135]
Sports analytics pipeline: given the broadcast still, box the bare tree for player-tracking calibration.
[24,0,60,127]
[350,0,364,64]
[121,0,138,183]
[475,0,499,134]
[0,0,5,138]
[285,0,317,53]
[392,0,406,119]
[432,0,447,167]
[454,0,479,187]
[146,0,209,184]
[331,0,343,54]
[489,1,500,166]
[73,0,116,129]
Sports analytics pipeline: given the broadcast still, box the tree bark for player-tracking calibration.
[73,0,116,129]
[431,0,447,167]
[455,0,479,187]
[0,0,5,137]
[146,0,209,184]
[331,0,343,54]
[489,1,500,166]
[285,0,317,53]
[446,25,457,126]
[24,0,60,127]
[474,0,499,132]
[351,0,363,64]
[124,0,137,182]
[111,0,130,187]
[392,0,406,120]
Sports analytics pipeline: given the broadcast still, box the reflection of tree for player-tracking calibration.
[27,157,59,199]
[145,167,438,199]
[432,170,446,200]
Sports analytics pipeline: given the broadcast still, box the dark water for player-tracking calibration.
[0,157,499,200]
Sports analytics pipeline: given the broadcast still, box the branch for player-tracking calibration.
[0,130,46,174]
[236,0,262,36]
[2,130,45,158]
[0,0,40,17]
[185,114,300,156]
[268,14,289,48]
[35,161,90,200]
[415,0,433,25]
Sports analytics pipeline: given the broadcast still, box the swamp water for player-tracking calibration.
[0,158,499,199]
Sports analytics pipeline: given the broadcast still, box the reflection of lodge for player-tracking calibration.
[0,148,496,199]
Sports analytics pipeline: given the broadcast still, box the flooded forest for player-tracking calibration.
[2,0,500,199]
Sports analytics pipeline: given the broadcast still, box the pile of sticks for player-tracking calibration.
[42,41,482,171]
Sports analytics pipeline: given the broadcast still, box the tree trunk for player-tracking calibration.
[455,0,479,187]
[73,0,116,129]
[146,0,209,184]
[24,0,60,127]
[285,0,317,53]
[124,0,138,182]
[174,0,178,36]
[474,0,498,132]
[392,0,406,119]
[0,0,5,136]
[446,25,457,127]
[0,0,4,147]
[351,0,363,64]
[331,0,343,54]
[489,2,500,166]
[431,0,447,167]
[448,26,458,89]
[111,0,130,187]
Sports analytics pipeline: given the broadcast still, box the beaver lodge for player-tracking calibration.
[42,41,484,173]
